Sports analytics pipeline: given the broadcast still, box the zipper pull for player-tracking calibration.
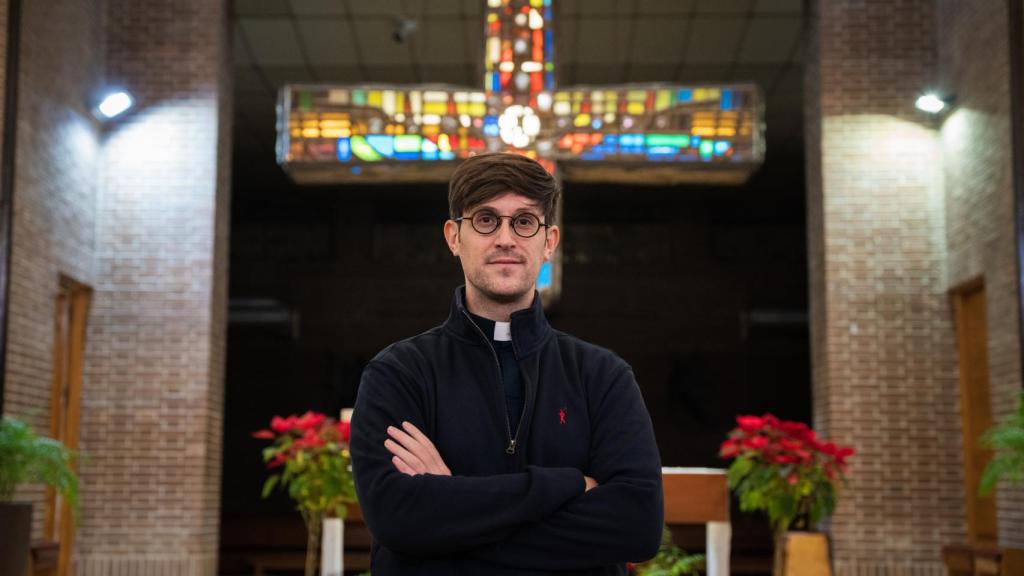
[506,439,516,455]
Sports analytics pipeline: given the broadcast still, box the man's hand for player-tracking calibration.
[584,476,598,492]
[385,421,452,476]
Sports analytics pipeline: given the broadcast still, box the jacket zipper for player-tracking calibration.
[461,310,525,455]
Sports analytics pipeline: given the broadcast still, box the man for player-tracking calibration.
[350,152,664,575]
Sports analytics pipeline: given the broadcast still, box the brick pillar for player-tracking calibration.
[77,0,231,573]
[806,1,965,574]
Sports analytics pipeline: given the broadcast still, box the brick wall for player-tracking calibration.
[936,0,1024,550]
[1,0,103,540]
[808,0,1024,573]
[76,0,231,574]
[0,0,229,573]
[806,1,964,574]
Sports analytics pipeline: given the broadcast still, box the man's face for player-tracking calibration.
[444,192,559,306]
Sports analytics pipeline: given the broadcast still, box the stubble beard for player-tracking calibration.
[467,266,534,305]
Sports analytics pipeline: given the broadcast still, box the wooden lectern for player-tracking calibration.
[661,467,731,576]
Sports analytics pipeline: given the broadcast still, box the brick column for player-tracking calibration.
[77,0,231,573]
[806,1,964,574]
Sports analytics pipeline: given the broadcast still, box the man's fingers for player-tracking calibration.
[388,425,425,453]
[401,421,451,475]
[384,438,426,473]
[387,426,437,471]
[392,455,417,476]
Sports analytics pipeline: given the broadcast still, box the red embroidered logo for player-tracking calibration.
[558,407,567,425]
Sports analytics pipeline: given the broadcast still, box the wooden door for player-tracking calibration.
[951,279,998,544]
[47,276,91,576]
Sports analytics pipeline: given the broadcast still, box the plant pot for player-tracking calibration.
[321,517,344,576]
[0,502,33,576]
[774,531,832,576]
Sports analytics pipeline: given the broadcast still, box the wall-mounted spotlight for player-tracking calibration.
[915,93,952,114]
[95,90,134,120]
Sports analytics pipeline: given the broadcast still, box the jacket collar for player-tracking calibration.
[444,285,552,358]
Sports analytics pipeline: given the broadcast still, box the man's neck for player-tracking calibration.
[464,286,534,322]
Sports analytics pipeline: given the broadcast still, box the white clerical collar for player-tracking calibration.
[494,321,511,341]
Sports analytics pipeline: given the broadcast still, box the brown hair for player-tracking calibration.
[448,152,560,223]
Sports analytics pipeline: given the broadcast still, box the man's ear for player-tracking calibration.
[543,224,560,261]
[444,219,461,256]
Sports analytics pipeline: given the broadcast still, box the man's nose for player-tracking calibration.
[494,218,517,245]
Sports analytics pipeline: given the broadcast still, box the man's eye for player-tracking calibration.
[516,216,535,227]
[476,214,497,224]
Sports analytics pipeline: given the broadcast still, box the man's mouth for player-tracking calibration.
[488,257,524,265]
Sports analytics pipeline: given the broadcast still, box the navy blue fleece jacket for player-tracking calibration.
[350,287,664,574]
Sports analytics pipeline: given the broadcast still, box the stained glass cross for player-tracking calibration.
[276,0,765,301]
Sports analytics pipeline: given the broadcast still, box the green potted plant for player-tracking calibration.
[0,416,80,576]
[973,392,1024,573]
[979,391,1024,496]
[254,411,356,576]
[629,526,705,575]
[720,414,854,576]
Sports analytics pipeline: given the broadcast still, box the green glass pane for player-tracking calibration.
[351,135,382,161]
[646,134,690,148]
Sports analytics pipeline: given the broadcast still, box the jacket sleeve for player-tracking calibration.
[469,363,664,570]
[350,357,586,557]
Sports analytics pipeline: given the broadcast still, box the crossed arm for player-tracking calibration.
[384,420,599,492]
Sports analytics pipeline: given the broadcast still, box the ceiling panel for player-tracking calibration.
[684,17,744,64]
[731,64,784,92]
[675,64,733,83]
[353,20,416,66]
[419,65,477,86]
[239,19,306,66]
[416,18,473,66]
[422,0,474,16]
[288,0,346,16]
[737,17,801,64]
[626,65,682,84]
[754,0,802,14]
[567,65,622,86]
[295,19,360,65]
[262,65,315,87]
[359,65,421,83]
[311,65,365,83]
[629,18,690,64]
[694,0,754,13]
[348,0,408,17]
[574,18,625,64]
[234,0,291,17]
[636,0,697,15]
[558,0,616,16]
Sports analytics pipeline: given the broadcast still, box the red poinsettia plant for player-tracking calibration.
[720,414,854,535]
[253,411,356,520]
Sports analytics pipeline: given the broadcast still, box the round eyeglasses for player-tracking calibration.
[454,210,550,238]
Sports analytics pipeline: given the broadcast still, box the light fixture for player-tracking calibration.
[96,90,134,119]
[915,93,950,114]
